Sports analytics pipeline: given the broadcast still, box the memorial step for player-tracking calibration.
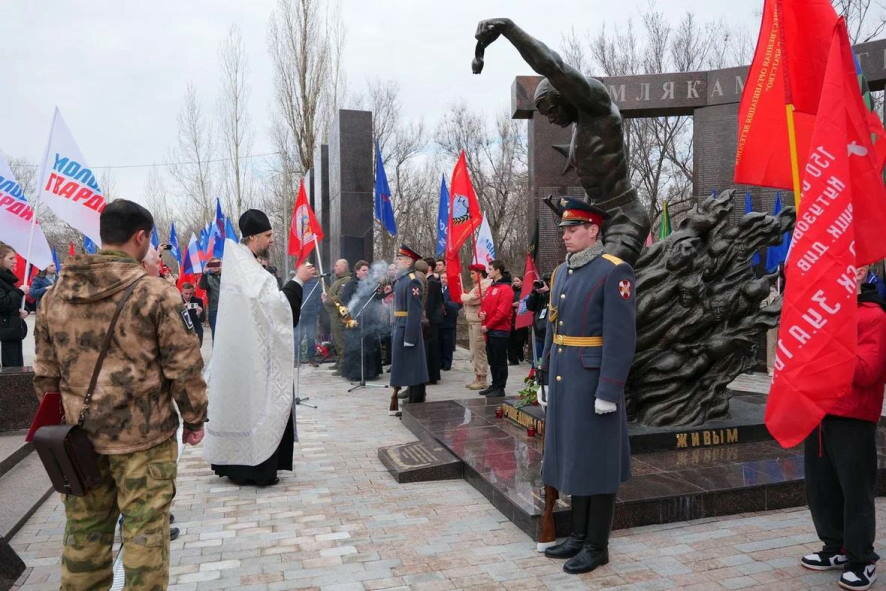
[0,447,53,541]
[0,432,31,479]
[378,440,462,483]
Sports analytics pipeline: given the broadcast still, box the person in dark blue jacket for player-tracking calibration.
[29,263,57,311]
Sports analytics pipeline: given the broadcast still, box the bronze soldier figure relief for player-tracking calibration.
[473,17,650,266]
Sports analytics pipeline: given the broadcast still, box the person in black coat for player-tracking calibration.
[421,258,444,384]
[339,261,382,381]
[525,272,551,365]
[438,263,462,371]
[0,244,28,367]
[180,282,206,346]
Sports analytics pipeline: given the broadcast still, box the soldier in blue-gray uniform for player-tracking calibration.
[538,197,637,575]
[388,245,429,415]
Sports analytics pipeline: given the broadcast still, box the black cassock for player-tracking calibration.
[211,276,303,486]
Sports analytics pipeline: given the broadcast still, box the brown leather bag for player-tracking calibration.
[33,278,142,496]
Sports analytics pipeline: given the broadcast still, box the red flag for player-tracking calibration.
[68,242,76,257]
[765,19,886,448]
[734,0,838,189]
[446,151,483,255]
[445,250,463,303]
[13,254,29,288]
[515,254,538,330]
[288,179,324,266]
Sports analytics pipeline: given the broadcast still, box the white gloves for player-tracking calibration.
[594,398,617,415]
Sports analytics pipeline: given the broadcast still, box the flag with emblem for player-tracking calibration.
[288,178,324,266]
[446,150,483,256]
[436,176,448,257]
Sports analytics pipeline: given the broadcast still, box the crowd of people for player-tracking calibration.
[1,194,883,590]
[285,250,551,404]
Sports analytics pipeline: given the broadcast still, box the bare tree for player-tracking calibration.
[834,0,886,42]
[143,165,173,235]
[218,25,253,218]
[435,104,528,272]
[268,0,345,175]
[353,79,428,259]
[168,84,214,226]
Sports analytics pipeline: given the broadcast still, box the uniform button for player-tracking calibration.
[557,347,563,353]
[560,294,565,299]
[558,321,563,326]
[568,269,574,274]
[556,376,562,382]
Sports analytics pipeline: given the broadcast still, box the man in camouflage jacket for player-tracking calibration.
[33,199,208,591]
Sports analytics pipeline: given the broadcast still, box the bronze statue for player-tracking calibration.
[473,18,650,265]
[629,191,795,426]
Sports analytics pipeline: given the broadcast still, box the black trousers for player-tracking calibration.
[485,334,509,390]
[424,324,441,383]
[1,340,23,368]
[508,327,528,364]
[805,415,879,568]
[439,327,456,370]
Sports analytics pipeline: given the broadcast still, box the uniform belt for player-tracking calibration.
[394,311,408,317]
[552,335,604,347]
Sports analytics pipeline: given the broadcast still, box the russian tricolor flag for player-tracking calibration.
[181,233,203,275]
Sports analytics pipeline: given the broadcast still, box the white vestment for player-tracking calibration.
[203,243,295,466]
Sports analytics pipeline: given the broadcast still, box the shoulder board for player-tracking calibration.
[601,253,625,266]
[408,273,416,280]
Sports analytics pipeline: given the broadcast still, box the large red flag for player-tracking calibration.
[288,179,325,266]
[734,0,838,190]
[446,151,483,255]
[445,250,463,303]
[765,19,886,448]
[515,254,538,330]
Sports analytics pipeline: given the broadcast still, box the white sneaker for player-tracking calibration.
[800,551,848,571]
[839,563,877,590]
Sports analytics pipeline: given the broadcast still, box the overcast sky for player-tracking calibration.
[0,0,764,203]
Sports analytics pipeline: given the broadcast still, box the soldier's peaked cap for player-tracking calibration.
[557,197,607,227]
[397,245,422,261]
[239,209,272,237]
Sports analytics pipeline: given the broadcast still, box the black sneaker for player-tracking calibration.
[801,551,849,571]
[839,564,877,590]
[483,388,506,397]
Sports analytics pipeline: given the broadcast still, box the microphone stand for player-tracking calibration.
[295,278,324,410]
[347,291,388,392]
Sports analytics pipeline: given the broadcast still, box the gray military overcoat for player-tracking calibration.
[389,269,429,387]
[540,251,637,495]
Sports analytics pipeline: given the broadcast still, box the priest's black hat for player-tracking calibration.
[239,209,272,237]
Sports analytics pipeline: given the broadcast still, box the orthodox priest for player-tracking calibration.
[204,209,314,486]
[388,245,429,415]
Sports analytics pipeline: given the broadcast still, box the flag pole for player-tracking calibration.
[313,235,327,295]
[20,109,57,311]
[785,104,803,206]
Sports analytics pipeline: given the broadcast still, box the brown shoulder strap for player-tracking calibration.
[77,277,143,427]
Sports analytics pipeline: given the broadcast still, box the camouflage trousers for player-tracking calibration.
[61,437,178,591]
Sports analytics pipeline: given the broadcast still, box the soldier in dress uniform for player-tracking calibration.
[538,197,637,575]
[388,245,429,415]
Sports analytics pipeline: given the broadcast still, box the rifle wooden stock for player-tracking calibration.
[539,485,558,544]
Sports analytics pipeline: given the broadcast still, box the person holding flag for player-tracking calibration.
[204,208,315,487]
[752,15,886,589]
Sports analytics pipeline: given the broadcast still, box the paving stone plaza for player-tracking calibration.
[7,341,886,591]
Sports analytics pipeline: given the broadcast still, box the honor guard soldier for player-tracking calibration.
[388,245,429,415]
[538,197,637,575]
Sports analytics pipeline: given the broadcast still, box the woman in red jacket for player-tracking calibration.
[478,260,514,397]
[801,264,886,591]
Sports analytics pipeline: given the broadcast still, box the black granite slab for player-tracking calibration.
[402,398,886,541]
[501,394,772,453]
[378,440,462,483]
[0,368,36,432]
[0,536,25,591]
